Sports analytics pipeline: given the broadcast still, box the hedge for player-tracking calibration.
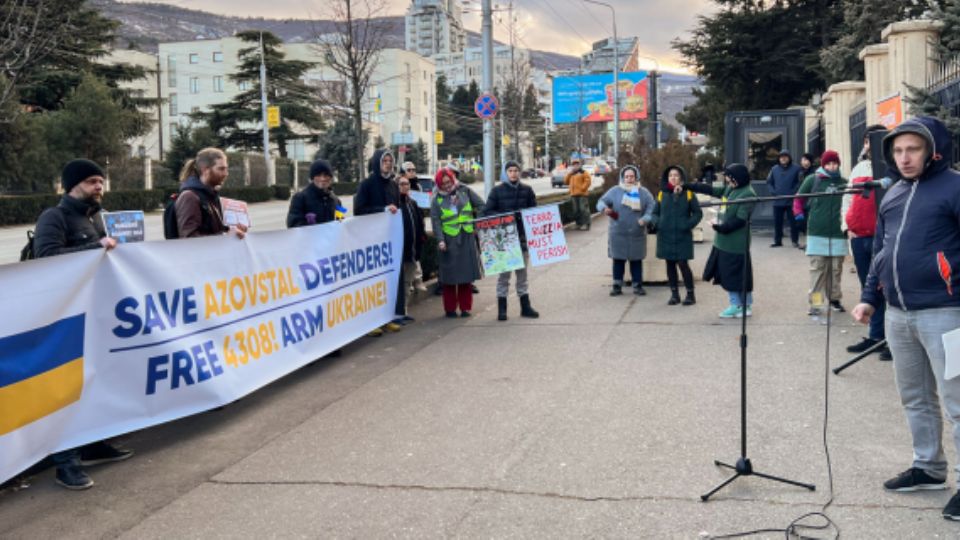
[331,182,360,196]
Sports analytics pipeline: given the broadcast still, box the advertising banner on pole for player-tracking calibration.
[877,93,903,130]
[552,71,649,124]
[521,205,570,267]
[476,214,525,275]
[0,213,401,484]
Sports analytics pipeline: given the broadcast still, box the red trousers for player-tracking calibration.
[442,284,473,313]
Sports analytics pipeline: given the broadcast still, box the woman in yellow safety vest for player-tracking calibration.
[430,168,485,317]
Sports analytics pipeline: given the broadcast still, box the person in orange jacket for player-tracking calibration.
[564,158,593,230]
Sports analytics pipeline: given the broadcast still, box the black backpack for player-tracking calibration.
[163,188,214,239]
[20,206,66,261]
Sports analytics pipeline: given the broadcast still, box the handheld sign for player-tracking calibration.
[409,190,430,209]
[521,205,569,267]
[476,214,525,275]
[100,211,145,243]
[220,197,251,228]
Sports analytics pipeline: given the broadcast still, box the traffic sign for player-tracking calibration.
[501,134,511,146]
[435,130,444,144]
[474,92,499,119]
[267,105,280,128]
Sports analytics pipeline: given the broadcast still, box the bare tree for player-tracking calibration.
[0,0,66,121]
[316,0,393,181]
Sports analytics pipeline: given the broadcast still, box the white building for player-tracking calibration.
[434,45,531,89]
[405,0,466,58]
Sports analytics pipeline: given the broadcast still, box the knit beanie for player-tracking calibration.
[309,159,333,180]
[504,160,521,172]
[61,159,105,193]
[820,150,840,167]
[723,163,751,187]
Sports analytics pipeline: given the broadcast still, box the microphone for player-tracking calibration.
[855,180,888,199]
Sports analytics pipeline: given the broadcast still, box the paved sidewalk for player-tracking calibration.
[1,216,957,539]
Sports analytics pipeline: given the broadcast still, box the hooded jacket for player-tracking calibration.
[862,116,960,311]
[287,182,342,228]
[650,166,703,261]
[687,164,756,254]
[355,149,400,216]
[766,152,802,205]
[34,195,107,258]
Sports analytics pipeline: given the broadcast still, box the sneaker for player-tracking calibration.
[792,242,801,249]
[879,346,893,361]
[719,305,742,319]
[460,311,471,318]
[471,285,479,294]
[445,311,458,318]
[847,337,881,353]
[367,328,384,337]
[79,441,133,467]
[808,307,823,317]
[943,490,960,521]
[770,242,782,248]
[610,284,623,296]
[830,300,845,312]
[402,315,415,323]
[383,322,403,333]
[633,286,646,296]
[883,467,947,492]
[392,318,407,326]
[55,465,94,490]
[733,306,752,318]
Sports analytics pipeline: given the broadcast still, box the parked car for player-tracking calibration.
[521,168,546,179]
[416,176,436,196]
[593,160,611,176]
[551,166,568,188]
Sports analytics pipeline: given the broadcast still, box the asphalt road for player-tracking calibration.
[1,214,958,538]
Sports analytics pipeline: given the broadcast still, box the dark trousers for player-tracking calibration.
[442,284,473,313]
[666,260,694,290]
[772,205,799,245]
[851,236,885,340]
[612,259,643,285]
[395,265,406,317]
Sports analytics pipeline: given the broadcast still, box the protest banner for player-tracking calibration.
[0,213,401,484]
[476,214,525,275]
[409,190,431,209]
[101,211,145,243]
[221,197,251,228]
[521,204,570,267]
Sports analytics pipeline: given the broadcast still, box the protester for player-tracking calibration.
[850,116,960,521]
[597,165,655,296]
[700,163,716,184]
[400,161,428,293]
[401,160,422,191]
[844,125,892,361]
[484,160,540,321]
[766,149,802,248]
[33,159,132,489]
[650,165,703,306]
[564,157,593,230]
[793,150,847,316]
[431,168,485,317]
[795,153,817,243]
[355,149,403,335]
[397,173,427,323]
[688,163,756,318]
[174,148,246,239]
[286,159,343,228]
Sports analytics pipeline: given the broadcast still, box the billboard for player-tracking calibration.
[552,71,649,124]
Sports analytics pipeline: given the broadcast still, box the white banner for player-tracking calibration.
[521,205,570,267]
[0,213,402,483]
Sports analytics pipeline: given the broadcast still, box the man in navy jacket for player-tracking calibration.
[765,149,802,248]
[853,116,960,520]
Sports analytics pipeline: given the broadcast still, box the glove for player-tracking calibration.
[711,223,723,232]
[306,212,317,225]
[794,213,804,222]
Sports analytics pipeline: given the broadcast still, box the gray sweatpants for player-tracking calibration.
[886,306,960,482]
[497,252,529,298]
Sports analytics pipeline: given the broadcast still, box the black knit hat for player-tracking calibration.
[309,159,333,180]
[723,163,751,187]
[61,159,105,193]
[504,160,521,171]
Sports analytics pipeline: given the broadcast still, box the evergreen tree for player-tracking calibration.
[164,124,220,181]
[196,31,324,158]
[318,116,367,183]
[905,1,960,134]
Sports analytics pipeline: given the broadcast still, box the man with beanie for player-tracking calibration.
[483,160,539,320]
[793,150,848,317]
[766,149,802,248]
[844,125,893,361]
[852,116,960,521]
[565,158,593,230]
[34,159,132,489]
[287,159,343,227]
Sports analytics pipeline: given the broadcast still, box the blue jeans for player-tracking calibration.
[612,259,642,286]
[728,291,753,307]
[851,236,885,340]
[886,306,960,481]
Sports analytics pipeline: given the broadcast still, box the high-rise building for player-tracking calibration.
[581,37,640,73]
[405,0,466,58]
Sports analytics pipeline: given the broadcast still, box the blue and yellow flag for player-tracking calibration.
[0,314,85,436]
[335,204,348,221]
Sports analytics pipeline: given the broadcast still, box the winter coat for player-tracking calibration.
[483,179,537,251]
[766,158,802,206]
[175,176,228,238]
[688,181,756,254]
[286,183,342,228]
[34,195,107,258]
[399,193,426,263]
[844,159,880,237]
[863,116,960,311]
[354,149,400,216]
[431,184,485,285]
[565,169,592,196]
[650,166,703,261]
[793,168,847,256]
[597,184,655,260]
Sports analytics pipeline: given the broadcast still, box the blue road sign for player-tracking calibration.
[474,93,499,119]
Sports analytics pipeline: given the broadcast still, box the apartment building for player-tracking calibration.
[405,0,466,58]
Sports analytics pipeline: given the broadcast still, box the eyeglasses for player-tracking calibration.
[405,169,416,173]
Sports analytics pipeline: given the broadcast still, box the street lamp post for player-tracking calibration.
[583,0,618,165]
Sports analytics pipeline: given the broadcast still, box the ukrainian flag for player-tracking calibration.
[0,314,85,436]
[335,204,348,221]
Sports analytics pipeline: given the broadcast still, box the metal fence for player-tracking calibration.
[806,118,823,159]
[928,55,960,166]
[849,103,867,165]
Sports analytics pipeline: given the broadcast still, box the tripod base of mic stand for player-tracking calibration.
[700,457,816,501]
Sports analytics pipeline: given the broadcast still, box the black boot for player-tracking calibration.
[610,284,623,296]
[668,288,681,305]
[682,288,696,306]
[497,297,508,321]
[519,294,540,318]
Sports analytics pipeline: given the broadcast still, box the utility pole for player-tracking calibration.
[156,55,164,160]
[583,0,618,164]
[544,116,550,171]
[259,32,275,186]
[481,0,495,193]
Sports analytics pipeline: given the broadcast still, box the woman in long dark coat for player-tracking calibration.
[650,165,703,305]
[430,168,485,317]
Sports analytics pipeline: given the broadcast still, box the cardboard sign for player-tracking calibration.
[409,190,431,209]
[100,211,145,243]
[220,197,251,228]
[476,214,525,275]
[521,205,569,267]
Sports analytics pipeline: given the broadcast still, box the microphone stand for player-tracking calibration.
[696,185,871,501]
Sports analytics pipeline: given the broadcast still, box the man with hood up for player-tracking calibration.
[766,149,802,248]
[354,148,402,334]
[483,160,540,321]
[851,116,960,520]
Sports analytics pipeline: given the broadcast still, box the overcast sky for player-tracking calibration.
[126,0,716,72]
